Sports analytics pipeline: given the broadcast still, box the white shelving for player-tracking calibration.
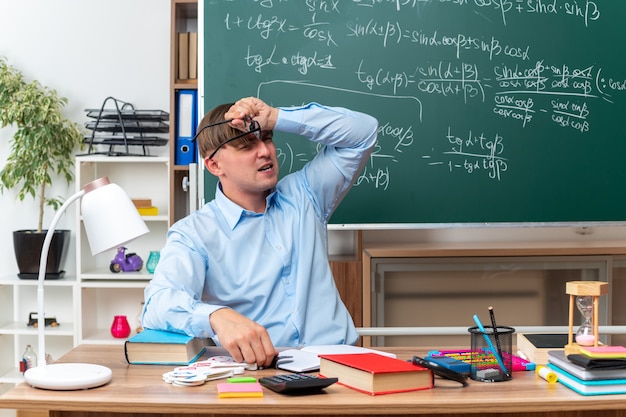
[0,155,169,388]
[0,275,75,385]
[75,155,169,344]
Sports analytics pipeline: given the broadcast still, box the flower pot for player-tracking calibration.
[13,229,70,279]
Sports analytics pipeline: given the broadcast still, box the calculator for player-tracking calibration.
[258,373,338,394]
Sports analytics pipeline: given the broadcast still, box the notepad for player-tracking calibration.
[216,382,263,398]
[579,346,626,359]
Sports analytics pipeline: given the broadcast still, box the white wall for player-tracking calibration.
[0,0,170,276]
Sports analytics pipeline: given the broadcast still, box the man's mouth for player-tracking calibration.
[259,163,273,172]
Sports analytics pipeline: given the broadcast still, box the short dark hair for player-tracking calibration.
[196,103,264,159]
[196,103,234,159]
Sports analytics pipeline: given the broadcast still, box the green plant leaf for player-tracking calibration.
[0,57,85,232]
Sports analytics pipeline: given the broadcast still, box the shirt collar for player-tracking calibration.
[214,182,278,230]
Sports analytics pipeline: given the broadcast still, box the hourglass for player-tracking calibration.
[565,281,608,355]
[575,295,595,346]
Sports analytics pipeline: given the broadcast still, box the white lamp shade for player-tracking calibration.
[81,181,149,255]
[24,177,149,390]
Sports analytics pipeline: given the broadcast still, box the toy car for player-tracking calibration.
[110,246,143,273]
[27,312,59,327]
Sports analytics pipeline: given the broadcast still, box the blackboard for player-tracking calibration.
[202,0,626,226]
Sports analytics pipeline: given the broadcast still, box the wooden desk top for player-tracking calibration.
[3,345,626,416]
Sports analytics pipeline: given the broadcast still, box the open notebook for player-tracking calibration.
[275,345,396,373]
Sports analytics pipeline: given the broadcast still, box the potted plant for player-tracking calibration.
[0,57,84,279]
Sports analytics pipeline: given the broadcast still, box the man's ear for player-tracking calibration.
[204,156,221,176]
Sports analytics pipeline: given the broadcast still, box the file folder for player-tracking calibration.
[175,89,197,165]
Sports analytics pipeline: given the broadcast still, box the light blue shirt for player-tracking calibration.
[143,102,377,347]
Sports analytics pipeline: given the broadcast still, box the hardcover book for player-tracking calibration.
[177,32,189,80]
[547,363,626,396]
[124,329,207,365]
[319,353,433,395]
[188,32,198,79]
[548,350,626,381]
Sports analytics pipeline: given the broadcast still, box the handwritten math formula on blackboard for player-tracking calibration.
[204,1,626,225]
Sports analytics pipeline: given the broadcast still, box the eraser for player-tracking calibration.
[476,368,500,379]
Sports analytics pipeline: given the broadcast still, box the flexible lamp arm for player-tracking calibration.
[26,177,148,390]
[35,189,85,366]
[32,176,149,370]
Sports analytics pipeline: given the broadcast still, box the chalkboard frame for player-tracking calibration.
[201,0,626,228]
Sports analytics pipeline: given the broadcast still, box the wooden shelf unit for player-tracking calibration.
[169,0,198,225]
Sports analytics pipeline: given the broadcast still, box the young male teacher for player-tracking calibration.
[142,97,378,368]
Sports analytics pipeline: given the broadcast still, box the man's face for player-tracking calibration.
[208,131,279,199]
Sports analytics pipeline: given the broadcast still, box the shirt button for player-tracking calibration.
[276,245,282,251]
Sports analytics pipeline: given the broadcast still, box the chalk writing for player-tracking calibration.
[354,0,600,28]
[213,0,621,186]
[426,127,508,181]
[204,1,626,225]
[257,79,423,188]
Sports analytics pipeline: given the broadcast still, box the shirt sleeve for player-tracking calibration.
[142,228,224,339]
[275,102,378,221]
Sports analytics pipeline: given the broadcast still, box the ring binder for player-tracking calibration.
[175,90,198,165]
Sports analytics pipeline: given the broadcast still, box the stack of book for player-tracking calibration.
[547,347,626,395]
[178,31,198,81]
[132,198,158,216]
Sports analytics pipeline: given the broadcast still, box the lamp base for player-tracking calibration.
[24,363,112,390]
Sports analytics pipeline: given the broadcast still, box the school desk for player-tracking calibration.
[1,345,626,417]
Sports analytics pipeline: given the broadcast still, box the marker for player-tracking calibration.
[488,306,510,378]
[473,314,508,377]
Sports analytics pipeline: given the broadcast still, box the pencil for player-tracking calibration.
[473,314,508,376]
[489,306,510,378]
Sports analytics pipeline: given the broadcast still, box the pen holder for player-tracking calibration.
[468,325,515,382]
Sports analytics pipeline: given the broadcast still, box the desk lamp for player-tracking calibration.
[24,177,149,390]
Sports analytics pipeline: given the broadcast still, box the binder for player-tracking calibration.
[175,89,197,165]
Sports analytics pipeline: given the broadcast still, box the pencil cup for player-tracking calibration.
[468,325,515,382]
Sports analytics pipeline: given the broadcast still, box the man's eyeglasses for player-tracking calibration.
[192,116,261,159]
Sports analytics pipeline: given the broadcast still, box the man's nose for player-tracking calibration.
[256,139,271,156]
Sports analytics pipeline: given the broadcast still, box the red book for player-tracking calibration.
[319,353,433,395]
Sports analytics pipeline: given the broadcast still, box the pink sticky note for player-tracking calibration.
[217,382,263,398]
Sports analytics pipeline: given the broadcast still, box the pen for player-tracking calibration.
[488,306,510,378]
[473,314,508,376]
